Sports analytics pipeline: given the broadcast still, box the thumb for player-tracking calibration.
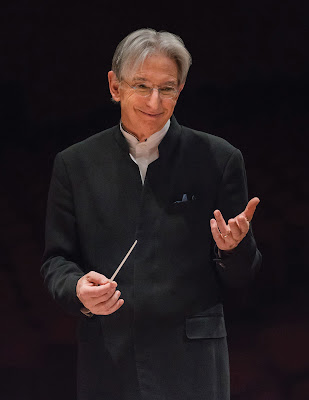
[86,271,109,285]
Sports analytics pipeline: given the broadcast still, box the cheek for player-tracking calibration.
[126,97,144,114]
[165,102,176,116]
[121,91,136,106]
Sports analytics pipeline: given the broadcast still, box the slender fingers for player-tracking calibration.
[210,218,225,248]
[211,212,249,251]
[77,271,124,315]
[213,210,230,236]
[93,290,124,315]
[236,215,250,233]
[84,282,117,298]
[79,282,117,305]
[229,216,250,241]
[79,280,119,310]
[87,285,119,307]
[243,197,260,222]
[102,298,124,315]
[228,218,242,240]
[211,198,259,251]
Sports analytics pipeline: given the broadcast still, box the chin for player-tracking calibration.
[143,119,166,132]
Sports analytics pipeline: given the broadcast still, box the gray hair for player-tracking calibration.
[112,28,192,85]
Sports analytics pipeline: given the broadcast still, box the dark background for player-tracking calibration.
[1,1,308,399]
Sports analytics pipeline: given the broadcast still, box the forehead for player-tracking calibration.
[124,54,179,84]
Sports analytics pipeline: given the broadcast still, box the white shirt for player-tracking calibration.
[120,120,170,184]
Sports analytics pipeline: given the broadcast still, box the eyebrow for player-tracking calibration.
[132,76,178,86]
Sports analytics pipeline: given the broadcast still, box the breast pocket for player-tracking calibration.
[168,200,195,214]
[168,193,197,215]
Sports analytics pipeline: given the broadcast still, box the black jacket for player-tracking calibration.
[42,116,261,400]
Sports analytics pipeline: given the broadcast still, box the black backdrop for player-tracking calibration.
[1,1,308,399]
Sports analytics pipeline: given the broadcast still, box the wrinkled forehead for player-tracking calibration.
[120,53,180,84]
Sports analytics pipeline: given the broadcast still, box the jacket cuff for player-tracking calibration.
[213,231,261,287]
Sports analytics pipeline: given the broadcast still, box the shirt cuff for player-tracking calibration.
[80,307,94,318]
[213,245,236,268]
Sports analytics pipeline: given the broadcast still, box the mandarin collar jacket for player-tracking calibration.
[42,116,261,400]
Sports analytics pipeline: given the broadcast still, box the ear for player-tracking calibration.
[108,71,121,102]
[175,83,185,101]
[178,83,185,94]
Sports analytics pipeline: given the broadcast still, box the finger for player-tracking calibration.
[213,209,229,236]
[210,218,225,248]
[81,281,117,298]
[94,290,122,315]
[236,215,249,234]
[105,290,123,312]
[97,285,119,302]
[228,218,242,240]
[243,197,260,222]
[105,290,122,309]
[102,299,124,315]
[86,286,118,308]
[86,271,110,285]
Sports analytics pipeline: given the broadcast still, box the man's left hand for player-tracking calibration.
[210,197,260,251]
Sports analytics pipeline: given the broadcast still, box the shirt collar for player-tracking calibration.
[120,119,170,151]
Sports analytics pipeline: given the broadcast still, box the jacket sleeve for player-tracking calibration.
[41,152,85,315]
[213,148,262,287]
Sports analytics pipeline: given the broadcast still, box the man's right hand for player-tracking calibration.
[76,271,124,315]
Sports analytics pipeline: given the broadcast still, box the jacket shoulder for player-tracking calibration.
[180,124,239,158]
[59,125,118,160]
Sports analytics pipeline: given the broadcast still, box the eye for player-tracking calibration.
[160,86,176,94]
[135,84,149,90]
[133,83,152,96]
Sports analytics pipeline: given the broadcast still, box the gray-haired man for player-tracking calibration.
[42,28,261,400]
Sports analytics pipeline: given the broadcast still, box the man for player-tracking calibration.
[42,28,261,400]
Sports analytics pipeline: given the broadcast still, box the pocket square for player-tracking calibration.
[173,193,196,204]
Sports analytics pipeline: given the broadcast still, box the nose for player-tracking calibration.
[146,88,161,109]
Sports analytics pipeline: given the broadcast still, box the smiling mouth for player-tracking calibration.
[139,110,163,117]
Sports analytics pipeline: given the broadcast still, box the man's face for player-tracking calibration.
[108,54,183,139]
